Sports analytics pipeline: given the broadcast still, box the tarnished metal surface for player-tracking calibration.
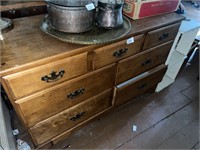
[40,15,131,45]
[45,0,98,7]
[47,3,95,33]
[96,1,124,29]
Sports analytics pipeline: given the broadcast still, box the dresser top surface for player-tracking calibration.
[0,13,185,74]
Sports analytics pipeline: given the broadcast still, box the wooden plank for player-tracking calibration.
[118,100,198,149]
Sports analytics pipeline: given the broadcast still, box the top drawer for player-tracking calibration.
[3,53,88,99]
[143,22,181,50]
[93,34,144,69]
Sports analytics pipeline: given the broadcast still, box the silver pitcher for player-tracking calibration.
[96,0,124,29]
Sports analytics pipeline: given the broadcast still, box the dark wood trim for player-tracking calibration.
[1,2,47,19]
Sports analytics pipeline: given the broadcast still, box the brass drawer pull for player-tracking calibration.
[113,48,128,58]
[142,59,152,66]
[138,83,147,89]
[158,32,169,40]
[67,88,85,99]
[41,69,65,82]
[70,112,85,121]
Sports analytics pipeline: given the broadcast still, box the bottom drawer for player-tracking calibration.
[114,65,167,106]
[29,89,113,145]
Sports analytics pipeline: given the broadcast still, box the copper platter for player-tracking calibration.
[40,15,131,45]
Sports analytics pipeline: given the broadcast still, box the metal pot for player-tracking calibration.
[96,0,124,29]
[47,2,95,33]
[45,0,98,7]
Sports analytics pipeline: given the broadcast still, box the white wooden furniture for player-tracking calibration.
[156,19,200,92]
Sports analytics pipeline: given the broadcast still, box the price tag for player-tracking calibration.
[126,37,134,44]
[85,3,95,11]
[132,125,137,132]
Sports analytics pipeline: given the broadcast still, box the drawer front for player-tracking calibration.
[93,34,144,69]
[16,64,116,128]
[29,89,113,145]
[116,41,173,84]
[3,53,88,99]
[114,65,167,106]
[143,22,181,50]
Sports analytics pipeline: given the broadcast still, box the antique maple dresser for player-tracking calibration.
[0,13,185,148]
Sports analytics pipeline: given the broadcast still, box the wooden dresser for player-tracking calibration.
[0,13,185,148]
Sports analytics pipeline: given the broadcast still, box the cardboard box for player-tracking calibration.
[123,0,180,20]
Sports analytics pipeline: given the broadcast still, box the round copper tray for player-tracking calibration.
[40,15,131,45]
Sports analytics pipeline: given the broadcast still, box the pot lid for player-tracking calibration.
[45,0,98,7]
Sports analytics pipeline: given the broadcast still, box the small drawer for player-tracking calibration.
[143,22,181,50]
[3,53,88,99]
[16,64,116,127]
[29,89,113,145]
[93,34,144,69]
[114,65,167,106]
[116,41,173,84]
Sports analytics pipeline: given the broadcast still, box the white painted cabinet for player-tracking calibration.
[156,19,200,92]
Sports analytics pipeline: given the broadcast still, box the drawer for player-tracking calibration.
[93,34,144,69]
[116,41,173,84]
[114,65,167,106]
[16,64,116,127]
[3,53,88,99]
[29,89,113,145]
[143,22,181,50]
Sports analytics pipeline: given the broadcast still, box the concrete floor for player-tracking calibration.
[13,2,199,149]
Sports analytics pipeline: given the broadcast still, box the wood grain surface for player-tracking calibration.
[0,12,186,148]
[93,34,144,69]
[114,64,167,106]
[29,89,113,145]
[116,40,173,84]
[15,64,116,128]
[3,53,88,99]
[143,22,181,50]
[0,13,185,77]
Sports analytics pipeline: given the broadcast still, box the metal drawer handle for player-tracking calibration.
[138,83,147,89]
[41,69,65,82]
[113,48,128,58]
[67,88,85,99]
[70,112,85,121]
[158,32,169,40]
[142,59,152,66]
